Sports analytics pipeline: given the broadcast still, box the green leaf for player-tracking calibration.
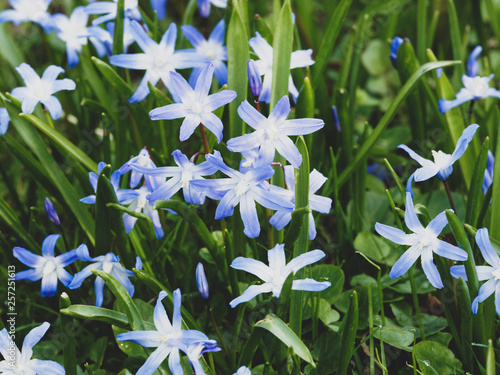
[337,60,460,189]
[92,57,133,95]
[113,0,125,55]
[60,305,130,328]
[270,0,293,108]
[447,0,465,81]
[0,24,24,69]
[59,293,77,375]
[338,290,358,375]
[92,269,145,330]
[487,339,496,375]
[373,327,414,351]
[466,137,489,228]
[95,166,113,254]
[317,299,340,332]
[311,0,352,88]
[353,231,400,266]
[0,195,39,251]
[310,264,344,304]
[255,313,315,366]
[414,341,463,374]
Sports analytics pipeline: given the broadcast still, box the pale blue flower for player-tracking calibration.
[229,244,330,308]
[467,45,482,77]
[390,36,404,67]
[239,147,268,173]
[0,108,10,135]
[119,147,158,189]
[226,96,324,168]
[450,228,500,315]
[0,322,65,375]
[117,289,218,375]
[182,20,228,86]
[269,166,332,240]
[247,59,261,98]
[110,21,209,103]
[149,64,236,142]
[190,154,294,238]
[196,263,209,299]
[197,0,227,18]
[80,161,139,205]
[398,123,479,181]
[11,63,76,120]
[150,0,167,19]
[483,150,494,194]
[249,32,314,103]
[51,6,107,67]
[87,17,138,55]
[69,245,135,307]
[234,366,251,375]
[14,234,78,297]
[0,0,52,31]
[85,0,141,26]
[132,150,219,205]
[375,192,468,289]
[44,197,60,226]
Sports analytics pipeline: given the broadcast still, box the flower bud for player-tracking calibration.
[44,197,60,226]
[467,45,482,77]
[197,0,210,18]
[247,59,262,98]
[332,105,341,133]
[196,262,209,299]
[135,256,143,270]
[390,36,404,68]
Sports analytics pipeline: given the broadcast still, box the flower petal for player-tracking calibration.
[450,124,479,164]
[41,272,59,297]
[181,25,204,47]
[237,100,266,129]
[449,265,467,280]
[21,322,50,363]
[374,223,409,245]
[421,249,443,289]
[40,96,63,120]
[41,65,64,81]
[389,245,422,279]
[150,103,188,120]
[285,249,326,275]
[472,278,496,314]
[16,268,43,281]
[95,276,105,307]
[229,283,273,308]
[154,291,172,335]
[230,257,271,282]
[13,247,43,267]
[240,193,260,238]
[404,192,422,232]
[16,63,40,86]
[269,95,291,123]
[117,330,162,347]
[292,279,331,292]
[426,211,448,235]
[434,240,468,261]
[42,234,61,257]
[137,344,172,375]
[475,228,500,268]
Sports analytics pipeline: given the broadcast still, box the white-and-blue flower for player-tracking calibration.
[398,123,479,181]
[269,166,332,240]
[119,147,158,189]
[117,289,219,375]
[375,192,468,289]
[69,245,135,307]
[11,63,76,120]
[110,21,208,103]
[14,234,78,297]
[0,0,52,31]
[249,32,314,103]
[226,95,324,168]
[450,228,500,315]
[197,0,227,18]
[181,20,228,86]
[149,64,236,142]
[190,154,294,238]
[0,322,65,374]
[85,0,141,26]
[229,243,331,307]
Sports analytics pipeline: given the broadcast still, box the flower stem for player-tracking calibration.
[255,98,261,113]
[443,179,456,213]
[199,123,211,154]
[408,268,426,340]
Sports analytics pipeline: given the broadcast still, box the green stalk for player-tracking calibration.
[408,268,425,340]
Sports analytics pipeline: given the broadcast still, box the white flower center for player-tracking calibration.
[43,258,57,276]
[464,76,491,98]
[181,170,194,188]
[235,179,250,196]
[197,40,225,63]
[102,260,113,273]
[431,150,453,169]
[492,269,500,280]
[191,102,203,115]
[31,79,52,101]
[257,120,280,143]
[155,56,167,68]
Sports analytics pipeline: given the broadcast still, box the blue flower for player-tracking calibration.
[226,96,324,168]
[190,154,294,238]
[69,245,135,307]
[44,197,61,226]
[229,244,331,308]
[182,20,228,86]
[80,161,139,205]
[150,0,167,19]
[110,21,209,103]
[0,108,10,135]
[438,75,500,113]
[398,123,479,181]
[51,7,107,67]
[450,228,500,315]
[149,64,236,142]
[117,289,219,375]
[375,192,468,289]
[390,36,404,67]
[11,63,76,120]
[247,59,262,98]
[0,0,52,31]
[196,262,209,299]
[234,367,251,375]
[239,148,267,172]
[269,166,332,240]
[483,150,494,194]
[85,0,141,26]
[467,45,482,77]
[14,234,78,297]
[87,17,138,55]
[119,147,158,189]
[249,32,314,103]
[132,150,219,205]
[197,0,227,18]
[0,322,65,374]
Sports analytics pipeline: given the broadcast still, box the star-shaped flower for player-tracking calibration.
[375,192,468,289]
[226,95,324,168]
[269,166,332,240]
[14,234,78,297]
[119,147,158,189]
[85,0,141,26]
[69,245,135,307]
[117,289,218,375]
[110,21,209,103]
[181,20,228,86]
[11,63,76,120]
[229,244,331,307]
[0,0,52,31]
[450,228,500,315]
[190,154,294,238]
[0,322,65,375]
[398,123,479,181]
[149,64,236,142]
[249,32,314,103]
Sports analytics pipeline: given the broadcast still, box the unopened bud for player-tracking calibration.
[45,198,61,226]
[196,262,209,299]
[247,59,262,98]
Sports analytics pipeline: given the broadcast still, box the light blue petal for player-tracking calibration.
[274,135,301,168]
[477,265,495,281]
[200,112,224,143]
[160,22,177,52]
[117,330,162,347]
[309,195,332,214]
[168,348,183,375]
[251,185,294,211]
[237,100,266,129]
[209,19,225,43]
[472,278,496,314]
[137,344,172,375]
[110,53,151,70]
[130,20,156,52]
[41,65,64,81]
[204,89,237,112]
[285,250,326,275]
[213,61,228,86]
[16,268,43,281]
[13,247,43,267]
[404,192,422,232]
[194,63,215,98]
[215,190,239,220]
[80,195,96,205]
[240,194,260,238]
[170,70,196,104]
[51,78,76,93]
[269,95,291,123]
[283,118,324,136]
[292,279,331,292]
[148,179,182,203]
[40,96,63,120]
[28,359,65,375]
[421,250,443,289]
[397,144,432,167]
[42,234,61,257]
[179,115,202,142]
[172,289,182,330]
[450,124,479,164]
[434,240,468,261]
[41,272,59,297]
[426,211,448,235]
[290,49,315,69]
[21,322,50,362]
[154,291,172,335]
[56,249,78,267]
[95,276,105,306]
[476,228,500,268]
[229,283,273,308]
[374,223,409,245]
[150,103,188,120]
[414,164,441,182]
[438,89,475,113]
[16,63,40,86]
[21,97,39,114]
[227,133,261,152]
[495,282,500,316]
[230,257,271,282]
[389,245,421,279]
[130,73,160,103]
[57,268,74,287]
[467,45,482,77]
[0,107,10,135]
[449,265,467,280]
[76,243,94,261]
[69,263,100,289]
[123,213,138,234]
[181,25,204,47]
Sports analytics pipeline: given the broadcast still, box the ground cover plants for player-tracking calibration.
[0,0,499,374]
